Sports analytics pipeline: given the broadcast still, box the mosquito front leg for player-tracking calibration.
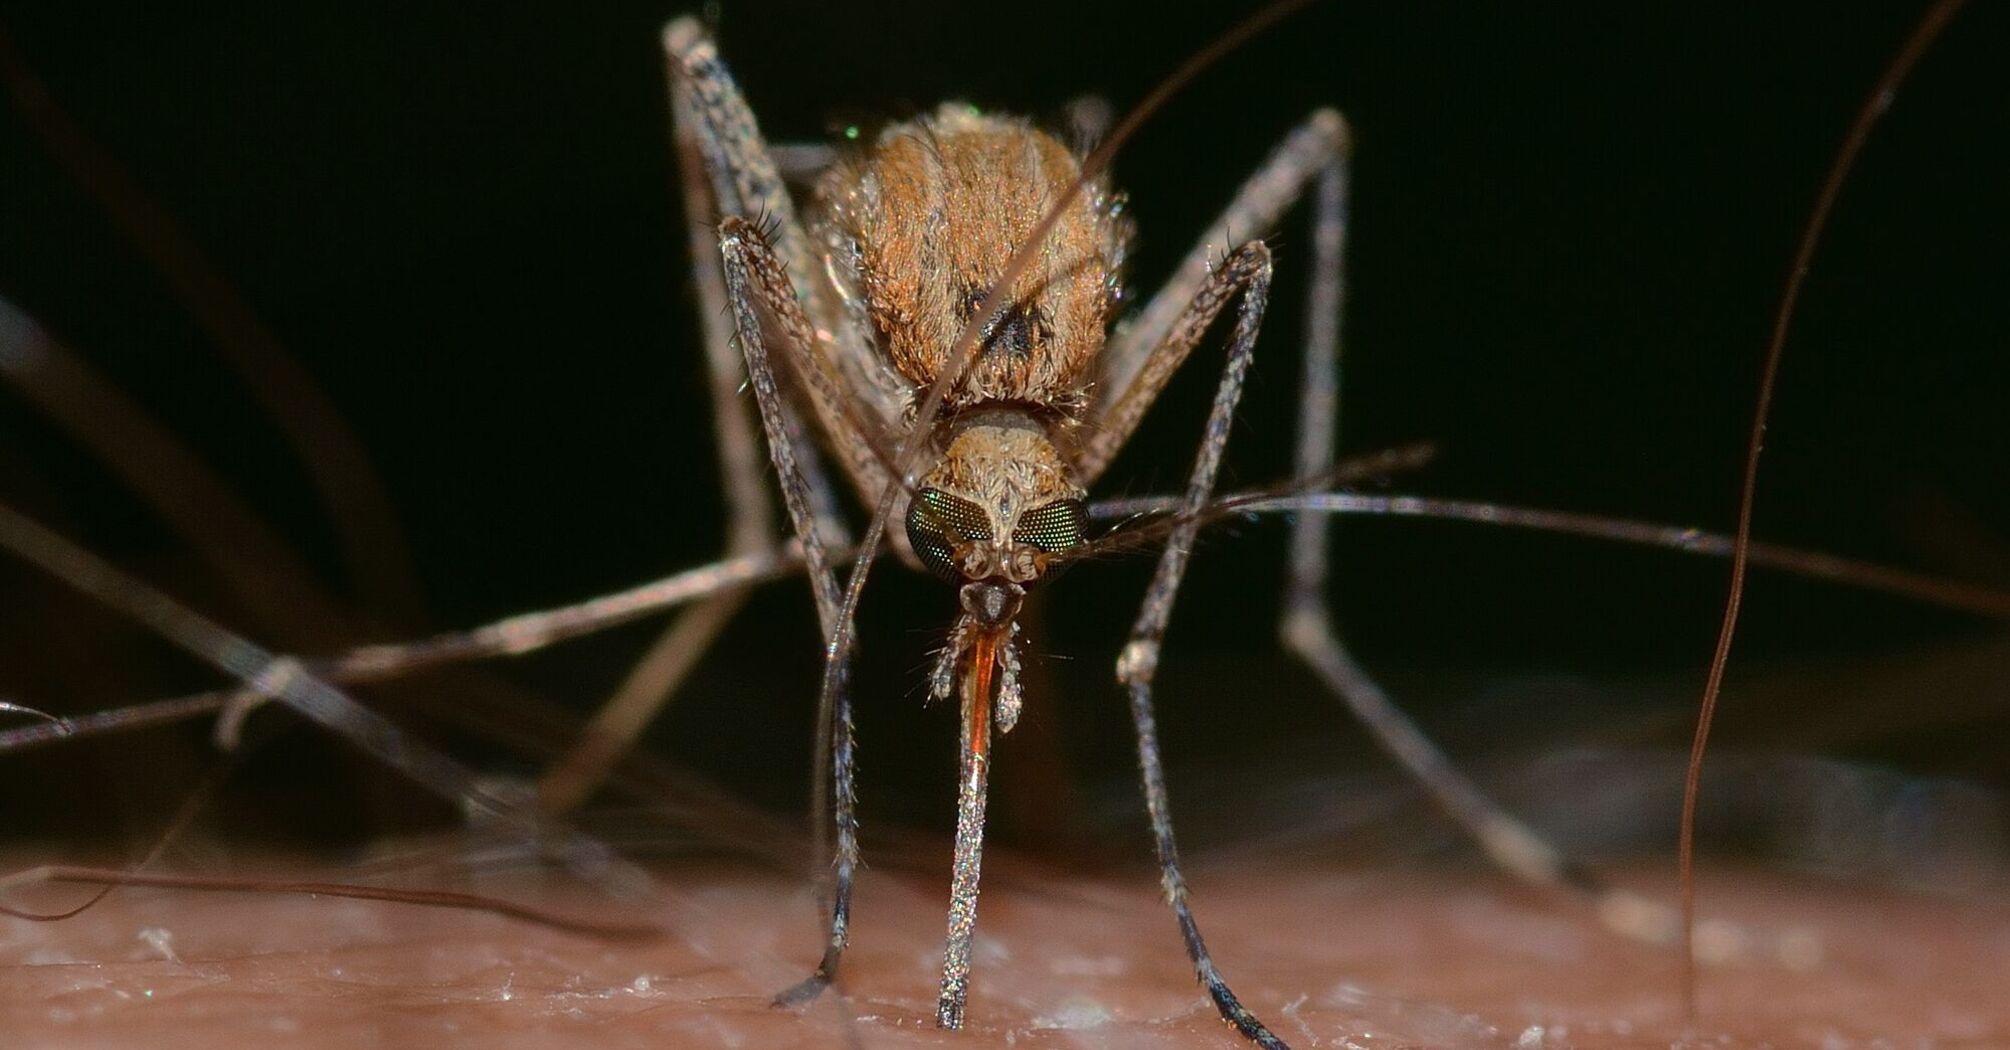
[715,219,846,632]
[1093,104,1633,939]
[713,215,864,1006]
[1113,242,1290,1050]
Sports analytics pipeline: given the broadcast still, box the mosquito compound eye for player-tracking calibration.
[906,488,993,583]
[1011,498,1088,555]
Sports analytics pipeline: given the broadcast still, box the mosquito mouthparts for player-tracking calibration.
[959,580,1024,627]
[994,625,1024,733]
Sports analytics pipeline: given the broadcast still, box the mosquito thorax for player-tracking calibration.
[814,103,1132,414]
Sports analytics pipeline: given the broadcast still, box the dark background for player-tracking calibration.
[0,3,2004,869]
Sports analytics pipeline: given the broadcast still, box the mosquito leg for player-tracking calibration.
[1276,115,1583,888]
[660,17,902,498]
[540,24,866,812]
[661,19,880,536]
[714,222,846,629]
[664,65,844,566]
[1281,126,1571,883]
[1270,122,1685,947]
[1115,242,1289,1050]
[0,501,654,901]
[1092,102,1613,921]
[536,594,746,813]
[537,38,793,813]
[664,24,896,902]
[1081,109,1346,482]
[713,215,866,1006]
[0,544,829,757]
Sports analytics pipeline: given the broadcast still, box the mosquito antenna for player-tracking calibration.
[1678,0,1967,1021]
[803,0,1316,878]
[1068,443,1438,562]
[1198,491,2010,621]
[15,481,2010,760]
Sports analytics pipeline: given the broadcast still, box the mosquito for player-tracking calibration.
[0,5,1997,1048]
[633,7,1690,1044]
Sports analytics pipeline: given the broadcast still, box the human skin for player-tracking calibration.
[3,845,2005,1050]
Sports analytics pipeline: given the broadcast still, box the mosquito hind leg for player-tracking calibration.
[1115,241,1289,1050]
[1272,121,1686,946]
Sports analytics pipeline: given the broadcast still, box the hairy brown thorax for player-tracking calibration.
[815,104,1129,578]
[817,104,1131,415]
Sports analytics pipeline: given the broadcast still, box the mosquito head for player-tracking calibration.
[904,414,1089,589]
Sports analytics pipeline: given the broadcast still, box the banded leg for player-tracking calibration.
[1093,104,1626,926]
[659,18,902,500]
[539,24,857,812]
[1113,242,1288,1050]
[713,217,864,1005]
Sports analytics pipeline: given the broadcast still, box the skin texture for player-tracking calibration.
[2,848,2005,1050]
[0,7,2004,1050]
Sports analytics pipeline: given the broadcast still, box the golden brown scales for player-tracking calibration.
[817,103,1124,573]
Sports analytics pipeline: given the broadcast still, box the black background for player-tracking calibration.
[0,3,2004,861]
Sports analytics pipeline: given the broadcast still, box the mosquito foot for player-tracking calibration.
[772,969,834,1009]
